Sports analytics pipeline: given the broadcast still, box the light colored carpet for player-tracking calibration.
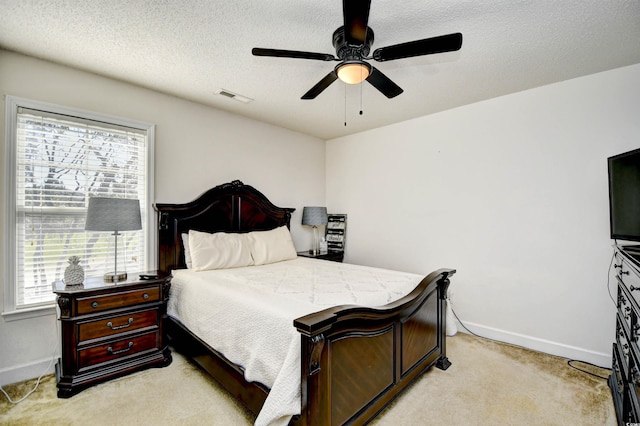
[0,333,616,425]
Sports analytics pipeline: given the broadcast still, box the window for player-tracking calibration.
[4,96,155,318]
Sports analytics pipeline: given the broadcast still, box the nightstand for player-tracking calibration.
[297,250,344,263]
[53,274,172,398]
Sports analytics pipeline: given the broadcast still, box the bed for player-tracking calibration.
[155,180,455,425]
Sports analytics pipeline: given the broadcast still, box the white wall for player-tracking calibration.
[327,63,640,366]
[0,49,325,385]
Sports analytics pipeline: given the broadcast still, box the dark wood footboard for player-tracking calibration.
[293,268,455,425]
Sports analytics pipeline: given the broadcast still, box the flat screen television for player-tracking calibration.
[609,148,640,242]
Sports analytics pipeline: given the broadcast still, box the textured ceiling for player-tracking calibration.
[1,1,639,140]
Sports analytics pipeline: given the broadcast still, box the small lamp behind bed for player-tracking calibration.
[302,206,327,255]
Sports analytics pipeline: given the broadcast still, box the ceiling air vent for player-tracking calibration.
[215,89,253,104]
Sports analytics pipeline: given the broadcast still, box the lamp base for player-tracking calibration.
[104,272,127,282]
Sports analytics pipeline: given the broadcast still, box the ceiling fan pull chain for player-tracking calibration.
[344,84,348,126]
[360,75,363,115]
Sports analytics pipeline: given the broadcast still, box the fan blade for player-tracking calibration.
[366,67,403,98]
[372,33,463,62]
[252,48,335,62]
[343,0,371,45]
[302,71,339,99]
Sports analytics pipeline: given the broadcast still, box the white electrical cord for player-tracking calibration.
[0,319,60,404]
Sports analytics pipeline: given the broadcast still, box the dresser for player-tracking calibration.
[610,245,640,424]
[53,274,172,398]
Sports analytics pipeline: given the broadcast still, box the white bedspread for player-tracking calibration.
[167,257,423,426]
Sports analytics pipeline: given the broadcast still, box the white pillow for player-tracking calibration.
[181,233,192,269]
[247,226,297,265]
[188,230,254,271]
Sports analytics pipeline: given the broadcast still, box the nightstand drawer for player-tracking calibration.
[78,309,159,342]
[77,286,160,314]
[78,331,159,370]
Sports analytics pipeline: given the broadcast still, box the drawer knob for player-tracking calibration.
[106,318,134,330]
[631,285,640,292]
[91,301,99,308]
[107,342,134,355]
[621,271,630,276]
[143,293,149,300]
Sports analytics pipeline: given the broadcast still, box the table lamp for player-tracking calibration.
[85,197,142,282]
[302,206,327,255]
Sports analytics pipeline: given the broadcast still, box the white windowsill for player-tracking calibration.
[2,304,57,321]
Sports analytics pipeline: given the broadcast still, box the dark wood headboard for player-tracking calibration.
[154,180,295,274]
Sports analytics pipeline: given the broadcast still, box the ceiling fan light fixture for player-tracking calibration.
[336,61,371,84]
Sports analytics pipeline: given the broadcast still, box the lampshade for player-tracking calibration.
[302,206,328,226]
[336,61,371,85]
[85,197,142,232]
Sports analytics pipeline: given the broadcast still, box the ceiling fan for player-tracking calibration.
[252,0,462,100]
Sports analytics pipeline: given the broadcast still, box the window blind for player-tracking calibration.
[15,107,148,307]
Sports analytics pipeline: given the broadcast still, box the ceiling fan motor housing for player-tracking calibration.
[333,26,374,60]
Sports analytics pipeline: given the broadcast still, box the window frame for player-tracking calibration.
[3,96,156,321]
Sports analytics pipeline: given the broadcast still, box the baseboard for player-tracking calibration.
[453,320,611,368]
[0,356,57,387]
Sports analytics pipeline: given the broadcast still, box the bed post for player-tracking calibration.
[296,334,325,426]
[436,271,453,371]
